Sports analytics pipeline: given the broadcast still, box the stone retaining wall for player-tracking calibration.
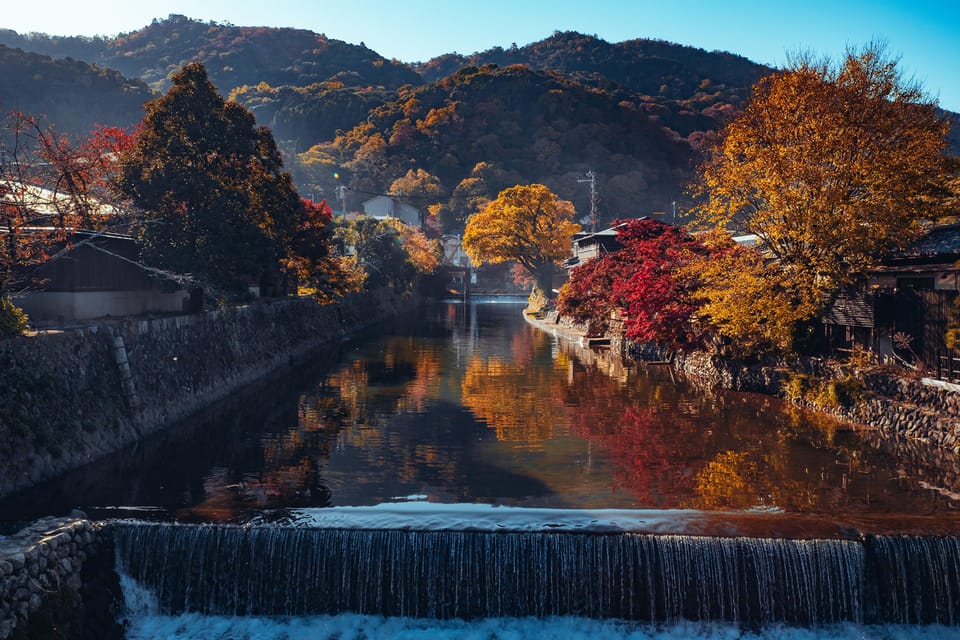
[0,516,119,640]
[0,289,414,498]
[555,315,960,455]
[666,348,960,455]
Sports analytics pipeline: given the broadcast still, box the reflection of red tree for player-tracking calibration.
[560,365,705,507]
[567,394,705,507]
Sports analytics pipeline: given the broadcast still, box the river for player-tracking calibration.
[5,299,960,639]
[2,298,959,533]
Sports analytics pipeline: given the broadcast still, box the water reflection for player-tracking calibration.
[2,301,959,533]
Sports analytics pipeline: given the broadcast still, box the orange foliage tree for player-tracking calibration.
[462,184,579,297]
[1,112,136,301]
[694,43,955,353]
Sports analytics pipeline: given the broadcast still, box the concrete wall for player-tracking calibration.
[0,289,413,498]
[14,290,189,323]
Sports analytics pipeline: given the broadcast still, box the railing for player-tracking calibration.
[938,354,960,383]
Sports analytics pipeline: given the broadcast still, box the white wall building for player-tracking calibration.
[361,195,421,228]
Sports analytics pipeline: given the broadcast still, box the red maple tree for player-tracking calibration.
[558,218,708,349]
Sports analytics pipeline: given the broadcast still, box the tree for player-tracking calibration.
[1,111,133,298]
[614,221,707,349]
[117,63,304,298]
[388,168,443,205]
[462,184,579,296]
[695,43,955,351]
[332,216,438,293]
[557,218,706,349]
[382,218,441,275]
[686,232,820,356]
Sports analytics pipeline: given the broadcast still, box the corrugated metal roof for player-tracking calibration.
[1,180,122,217]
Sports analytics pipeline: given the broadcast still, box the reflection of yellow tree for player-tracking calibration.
[689,451,763,510]
[326,338,445,416]
[461,355,568,445]
[395,342,443,414]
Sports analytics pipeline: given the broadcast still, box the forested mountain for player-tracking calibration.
[298,64,695,227]
[0,14,420,93]
[228,82,394,153]
[1,17,955,231]
[417,31,769,102]
[0,44,151,135]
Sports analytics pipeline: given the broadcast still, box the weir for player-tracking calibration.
[113,518,960,625]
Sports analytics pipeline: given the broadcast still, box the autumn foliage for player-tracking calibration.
[558,218,707,349]
[693,43,955,352]
[1,111,136,300]
[463,184,579,295]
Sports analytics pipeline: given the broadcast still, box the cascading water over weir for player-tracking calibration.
[112,504,960,627]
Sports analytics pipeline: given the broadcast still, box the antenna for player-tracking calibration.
[577,170,598,233]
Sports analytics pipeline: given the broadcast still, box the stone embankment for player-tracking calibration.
[534,312,960,456]
[666,347,960,455]
[0,289,414,498]
[0,516,120,640]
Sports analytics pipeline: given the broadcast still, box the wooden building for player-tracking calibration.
[823,224,960,378]
[12,230,188,324]
[563,222,630,270]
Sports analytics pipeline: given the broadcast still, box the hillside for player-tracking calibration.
[417,31,769,102]
[0,15,421,93]
[1,17,955,229]
[298,64,696,228]
[0,44,151,136]
[228,82,394,153]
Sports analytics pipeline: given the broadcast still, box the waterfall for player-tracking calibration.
[866,535,960,625]
[116,522,933,624]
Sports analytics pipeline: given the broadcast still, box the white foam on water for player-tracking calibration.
[116,568,160,621]
[263,502,719,533]
[123,613,960,640]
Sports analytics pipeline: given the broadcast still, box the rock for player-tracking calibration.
[8,552,24,571]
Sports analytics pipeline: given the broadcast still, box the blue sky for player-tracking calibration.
[5,0,959,111]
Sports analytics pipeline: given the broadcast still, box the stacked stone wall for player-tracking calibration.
[0,516,119,640]
[554,314,960,454]
[0,289,413,498]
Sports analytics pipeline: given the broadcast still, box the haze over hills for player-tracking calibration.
[0,15,955,227]
[0,14,420,92]
[0,44,152,135]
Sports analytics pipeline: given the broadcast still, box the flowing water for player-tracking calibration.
[4,298,960,637]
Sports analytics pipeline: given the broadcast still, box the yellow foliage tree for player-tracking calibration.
[695,43,954,352]
[686,232,822,355]
[463,184,579,296]
[388,168,444,207]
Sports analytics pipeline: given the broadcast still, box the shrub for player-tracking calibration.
[781,372,812,401]
[0,296,29,337]
[783,370,864,409]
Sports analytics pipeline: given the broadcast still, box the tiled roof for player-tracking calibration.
[887,224,960,261]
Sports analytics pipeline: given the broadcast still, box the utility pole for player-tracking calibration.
[578,170,598,233]
[336,185,348,216]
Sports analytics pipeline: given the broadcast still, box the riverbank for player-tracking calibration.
[524,310,960,459]
[0,289,416,499]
